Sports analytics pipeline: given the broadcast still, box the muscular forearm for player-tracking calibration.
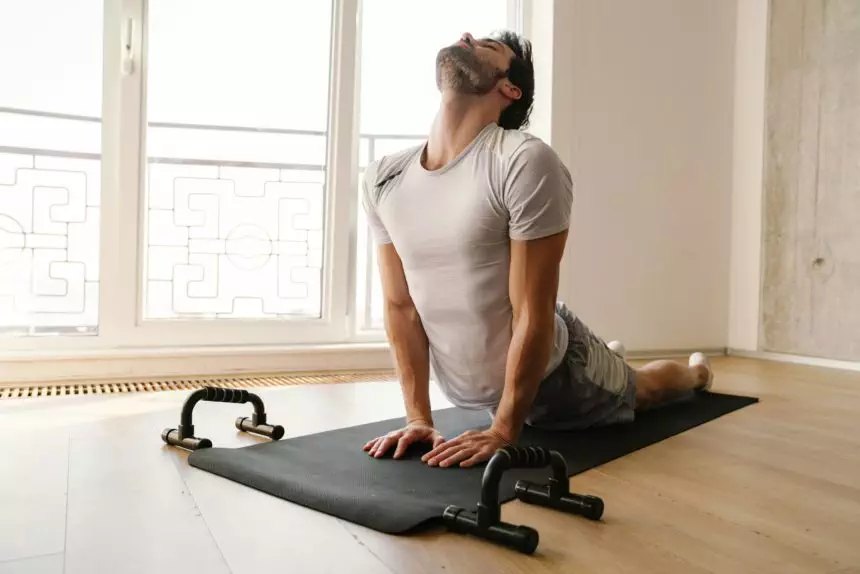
[384,301,433,425]
[492,311,555,442]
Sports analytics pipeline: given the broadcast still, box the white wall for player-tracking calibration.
[728,0,768,352]
[527,0,566,301]
[545,0,737,351]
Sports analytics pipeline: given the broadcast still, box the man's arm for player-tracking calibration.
[377,243,433,425]
[490,138,573,443]
[490,230,568,443]
[361,164,444,459]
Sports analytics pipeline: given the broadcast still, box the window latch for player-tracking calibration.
[122,18,135,75]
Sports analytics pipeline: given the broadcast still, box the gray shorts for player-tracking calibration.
[525,302,638,430]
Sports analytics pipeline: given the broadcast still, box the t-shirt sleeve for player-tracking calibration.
[504,139,574,241]
[361,163,393,245]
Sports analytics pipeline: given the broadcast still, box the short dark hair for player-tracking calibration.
[492,30,534,130]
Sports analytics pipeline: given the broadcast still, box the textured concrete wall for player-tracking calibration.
[762,0,860,360]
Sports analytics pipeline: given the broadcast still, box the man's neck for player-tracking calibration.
[423,92,498,171]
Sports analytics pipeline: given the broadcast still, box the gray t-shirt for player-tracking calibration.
[362,123,574,410]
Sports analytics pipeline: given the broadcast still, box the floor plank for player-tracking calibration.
[174,454,395,574]
[0,553,64,574]
[0,434,69,563]
[62,416,230,574]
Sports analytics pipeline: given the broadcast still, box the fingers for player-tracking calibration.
[419,429,503,468]
[367,430,402,458]
[459,449,492,468]
[393,434,414,459]
[367,427,427,459]
[422,436,463,463]
[430,445,477,468]
[366,427,449,460]
[366,438,382,457]
[395,427,445,458]
[372,434,398,458]
[432,433,445,448]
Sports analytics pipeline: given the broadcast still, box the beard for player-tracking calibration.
[435,44,503,94]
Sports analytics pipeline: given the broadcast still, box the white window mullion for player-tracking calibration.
[326,0,361,341]
[518,0,532,36]
[98,0,143,347]
[508,0,524,33]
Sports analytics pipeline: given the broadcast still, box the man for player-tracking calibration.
[361,30,713,469]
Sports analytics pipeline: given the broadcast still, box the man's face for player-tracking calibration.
[436,33,515,94]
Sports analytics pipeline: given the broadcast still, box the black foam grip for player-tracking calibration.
[202,386,248,403]
[498,446,553,469]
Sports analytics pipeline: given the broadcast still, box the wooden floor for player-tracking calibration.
[0,357,859,574]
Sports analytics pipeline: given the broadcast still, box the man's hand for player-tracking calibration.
[363,421,445,459]
[420,429,510,468]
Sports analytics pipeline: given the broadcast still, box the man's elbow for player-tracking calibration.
[512,302,556,338]
[385,296,420,323]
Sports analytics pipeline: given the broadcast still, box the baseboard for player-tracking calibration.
[727,348,860,373]
[625,348,727,360]
[0,343,394,386]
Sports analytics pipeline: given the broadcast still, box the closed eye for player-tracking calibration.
[478,38,503,52]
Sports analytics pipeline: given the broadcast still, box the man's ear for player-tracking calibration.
[501,80,522,101]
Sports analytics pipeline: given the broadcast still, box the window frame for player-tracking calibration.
[1,0,527,353]
[122,0,349,347]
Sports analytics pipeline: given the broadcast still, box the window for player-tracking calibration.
[143,0,333,322]
[0,0,103,336]
[0,0,524,351]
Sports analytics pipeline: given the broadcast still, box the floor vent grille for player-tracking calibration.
[0,370,397,400]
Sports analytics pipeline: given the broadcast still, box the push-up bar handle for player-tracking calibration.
[161,387,284,451]
[480,446,568,525]
[177,387,265,438]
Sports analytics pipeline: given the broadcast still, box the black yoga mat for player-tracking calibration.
[189,392,756,533]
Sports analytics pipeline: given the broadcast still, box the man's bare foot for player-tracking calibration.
[688,352,713,391]
[608,340,627,359]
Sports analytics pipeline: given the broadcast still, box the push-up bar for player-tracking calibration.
[161,386,284,451]
[443,445,604,554]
